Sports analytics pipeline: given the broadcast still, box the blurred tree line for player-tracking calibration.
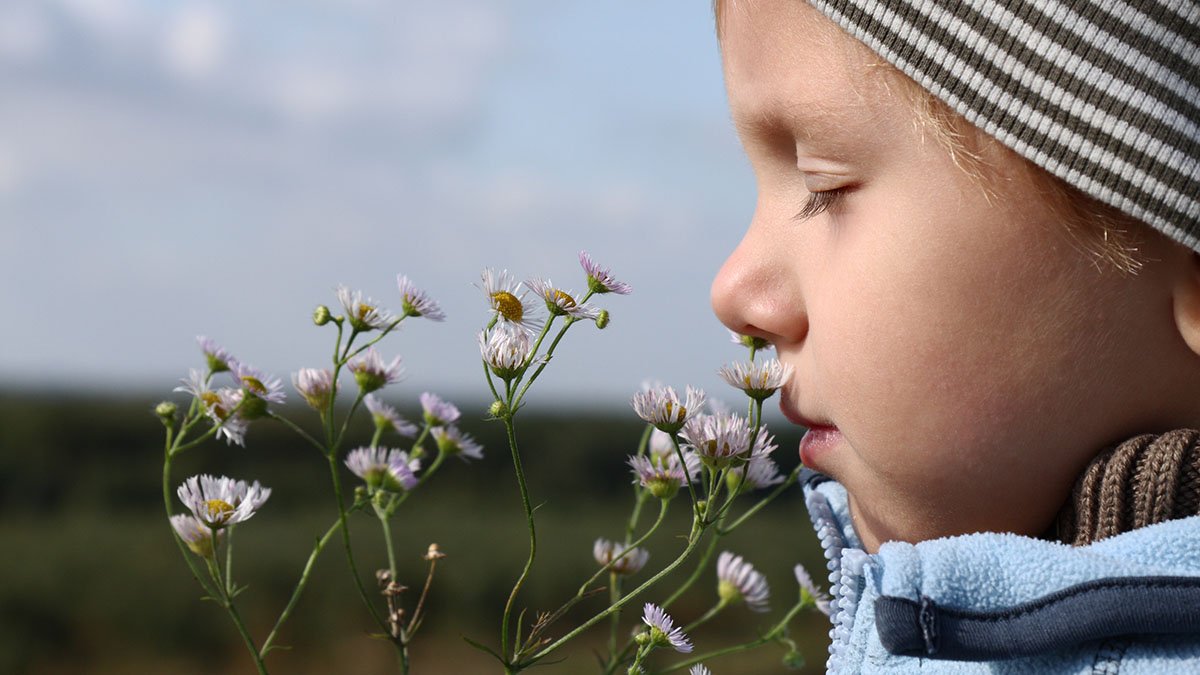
[0,390,830,674]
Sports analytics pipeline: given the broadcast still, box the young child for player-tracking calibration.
[709,0,1200,671]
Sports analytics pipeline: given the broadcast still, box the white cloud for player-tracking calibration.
[162,2,228,80]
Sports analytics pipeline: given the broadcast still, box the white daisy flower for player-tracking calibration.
[364,394,418,437]
[336,285,395,332]
[641,603,692,653]
[170,513,222,558]
[579,251,632,295]
[177,475,271,529]
[176,372,249,446]
[728,330,773,352]
[681,412,753,467]
[479,322,539,381]
[523,277,601,320]
[197,335,234,373]
[690,666,713,675]
[717,551,770,613]
[293,368,335,411]
[396,274,445,321]
[479,268,540,331]
[716,359,793,402]
[420,392,460,427]
[794,564,832,616]
[348,348,404,393]
[231,360,286,405]
[593,538,650,576]
[629,453,691,500]
[431,425,484,462]
[750,425,778,458]
[345,447,419,492]
[631,385,706,434]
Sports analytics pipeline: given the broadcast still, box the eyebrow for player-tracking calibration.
[732,100,849,144]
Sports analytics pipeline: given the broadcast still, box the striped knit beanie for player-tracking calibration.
[806,1,1200,252]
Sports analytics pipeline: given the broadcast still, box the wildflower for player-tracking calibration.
[641,603,692,653]
[479,322,538,380]
[345,447,419,492]
[628,453,694,499]
[750,425,778,458]
[155,401,177,427]
[729,330,772,352]
[631,385,706,434]
[348,348,404,393]
[230,360,286,419]
[176,372,249,445]
[727,454,785,492]
[648,428,675,456]
[177,475,271,529]
[170,514,222,558]
[420,392,460,427]
[579,250,632,295]
[523,277,601,319]
[480,268,539,331]
[336,285,395,332]
[197,335,234,373]
[794,564,832,616]
[293,368,335,411]
[690,666,713,675]
[681,412,753,468]
[396,274,445,321]
[593,538,650,575]
[717,551,770,612]
[717,359,792,401]
[364,394,418,437]
[431,425,484,461]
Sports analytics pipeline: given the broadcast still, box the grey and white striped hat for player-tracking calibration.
[807,0,1200,251]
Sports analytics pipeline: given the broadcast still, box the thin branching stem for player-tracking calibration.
[260,515,348,654]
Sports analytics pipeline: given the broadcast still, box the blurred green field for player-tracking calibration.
[0,391,831,675]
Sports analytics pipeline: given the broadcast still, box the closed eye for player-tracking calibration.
[793,188,848,221]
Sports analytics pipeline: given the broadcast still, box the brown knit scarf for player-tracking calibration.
[1056,429,1200,546]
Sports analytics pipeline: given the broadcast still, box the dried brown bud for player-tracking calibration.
[424,543,446,561]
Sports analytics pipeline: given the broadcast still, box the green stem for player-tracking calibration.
[662,531,721,610]
[326,453,389,634]
[718,466,800,535]
[377,503,398,581]
[523,520,709,668]
[499,415,536,662]
[260,516,346,654]
[578,499,668,596]
[682,599,727,633]
[207,545,268,675]
[225,524,236,596]
[510,316,580,411]
[270,413,327,455]
[162,444,220,600]
[669,434,701,517]
[607,572,621,664]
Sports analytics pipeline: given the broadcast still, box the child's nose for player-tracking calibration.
[710,221,807,346]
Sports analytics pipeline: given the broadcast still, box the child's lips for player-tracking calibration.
[798,426,841,470]
[779,399,840,470]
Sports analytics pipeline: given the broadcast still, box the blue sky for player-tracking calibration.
[0,0,768,411]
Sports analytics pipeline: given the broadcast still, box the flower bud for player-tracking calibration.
[313,305,332,326]
[155,401,178,428]
[781,649,806,670]
[354,485,369,503]
[595,309,610,329]
[696,500,708,516]
[488,400,509,418]
[634,631,651,647]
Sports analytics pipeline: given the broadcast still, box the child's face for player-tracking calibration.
[712,0,1196,551]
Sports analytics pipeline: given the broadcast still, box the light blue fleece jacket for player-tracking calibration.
[803,473,1200,674]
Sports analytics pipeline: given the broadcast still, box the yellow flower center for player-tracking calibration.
[491,291,524,322]
[552,289,577,308]
[241,376,267,396]
[205,499,235,520]
[200,391,228,418]
[357,304,375,322]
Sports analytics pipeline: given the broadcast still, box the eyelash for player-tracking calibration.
[793,188,848,221]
